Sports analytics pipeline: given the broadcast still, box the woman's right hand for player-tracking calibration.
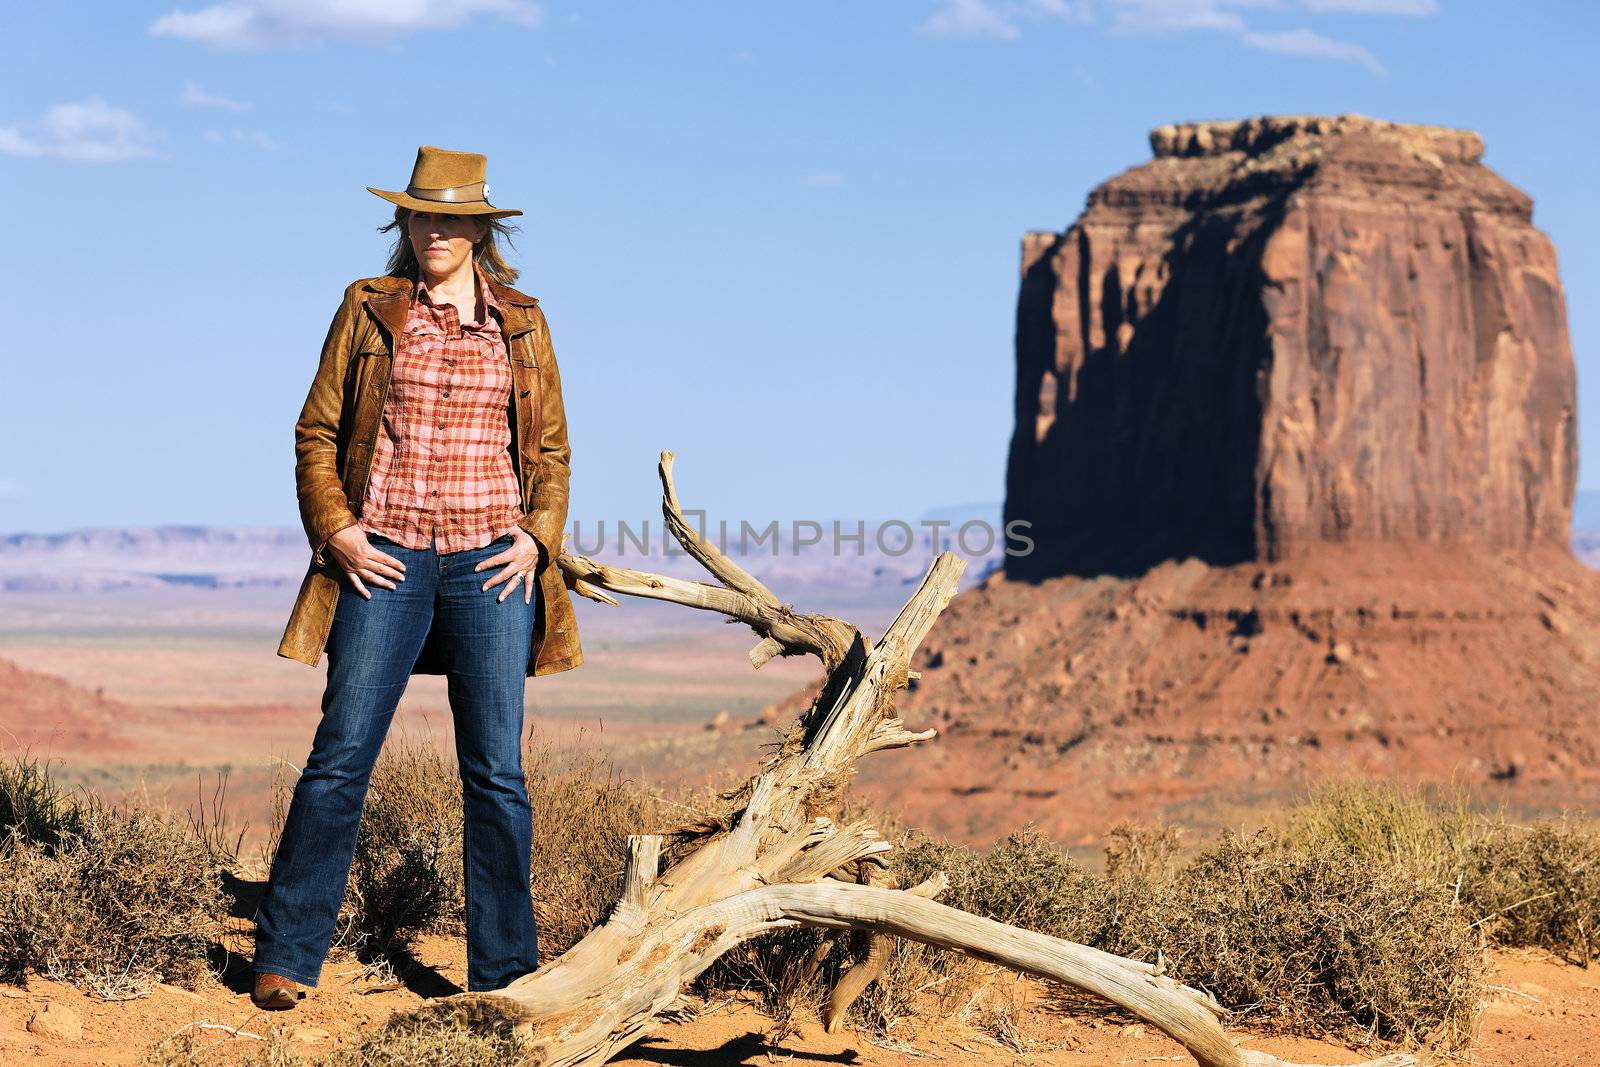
[327,525,407,599]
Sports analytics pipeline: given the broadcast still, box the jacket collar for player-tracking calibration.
[361,271,538,343]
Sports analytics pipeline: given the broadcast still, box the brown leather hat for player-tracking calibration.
[367,145,522,218]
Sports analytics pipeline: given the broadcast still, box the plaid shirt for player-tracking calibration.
[357,265,524,553]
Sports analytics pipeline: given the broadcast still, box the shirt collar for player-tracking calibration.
[414,263,504,329]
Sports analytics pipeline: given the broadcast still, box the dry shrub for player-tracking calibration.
[349,741,466,951]
[1102,827,1485,1049]
[525,743,678,956]
[329,1013,521,1066]
[0,756,226,997]
[1278,781,1600,964]
[720,813,1484,1052]
[960,976,1036,1053]
[704,827,1106,1040]
[0,752,86,847]
[238,758,1579,1054]
[142,1012,520,1066]
[1459,816,1600,963]
[269,735,678,963]
[1278,780,1480,876]
[898,826,1105,939]
[701,926,833,1043]
[1104,820,1185,883]
[860,829,1100,1037]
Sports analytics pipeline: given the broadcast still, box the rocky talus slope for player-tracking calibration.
[846,542,1600,844]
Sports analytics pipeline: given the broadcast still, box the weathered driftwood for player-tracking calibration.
[410,451,1415,1067]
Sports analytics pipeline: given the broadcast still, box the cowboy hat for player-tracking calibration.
[367,145,522,218]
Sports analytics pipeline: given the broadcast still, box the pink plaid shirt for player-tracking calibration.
[357,265,524,553]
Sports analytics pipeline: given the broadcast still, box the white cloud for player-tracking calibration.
[181,80,251,110]
[149,0,543,49]
[203,128,278,149]
[1108,0,1252,33]
[922,0,1022,39]
[920,0,1087,39]
[919,0,1422,74]
[1299,0,1437,13]
[1242,27,1386,73]
[0,98,159,163]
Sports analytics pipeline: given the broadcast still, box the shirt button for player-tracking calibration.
[442,389,451,397]
[431,490,439,496]
[436,422,444,429]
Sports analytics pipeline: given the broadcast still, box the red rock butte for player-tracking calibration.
[782,116,1600,845]
[1006,113,1576,578]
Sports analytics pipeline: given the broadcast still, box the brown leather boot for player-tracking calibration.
[251,972,299,1010]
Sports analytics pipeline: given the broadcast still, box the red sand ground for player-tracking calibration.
[2,935,1595,1066]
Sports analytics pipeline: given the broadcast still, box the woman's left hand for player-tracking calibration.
[475,528,545,604]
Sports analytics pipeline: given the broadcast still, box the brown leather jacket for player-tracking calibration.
[276,273,583,677]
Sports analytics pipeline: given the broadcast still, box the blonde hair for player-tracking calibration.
[378,206,521,285]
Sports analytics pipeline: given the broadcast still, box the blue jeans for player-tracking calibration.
[253,529,540,992]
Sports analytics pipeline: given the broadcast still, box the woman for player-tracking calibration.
[253,145,583,1010]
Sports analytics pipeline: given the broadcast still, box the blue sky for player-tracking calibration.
[1,1,1595,536]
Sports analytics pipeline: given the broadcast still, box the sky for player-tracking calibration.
[1,0,1595,538]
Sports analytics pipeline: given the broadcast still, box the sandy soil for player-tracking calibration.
[1,934,1595,1066]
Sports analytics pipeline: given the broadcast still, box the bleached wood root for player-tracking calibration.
[401,452,1422,1067]
[560,449,857,671]
[417,877,1413,1067]
[821,863,902,1033]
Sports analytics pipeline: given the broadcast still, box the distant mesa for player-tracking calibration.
[1006,113,1576,578]
[777,115,1600,845]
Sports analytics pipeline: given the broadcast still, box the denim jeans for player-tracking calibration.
[253,529,540,992]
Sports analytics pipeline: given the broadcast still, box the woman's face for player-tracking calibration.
[407,210,487,279]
